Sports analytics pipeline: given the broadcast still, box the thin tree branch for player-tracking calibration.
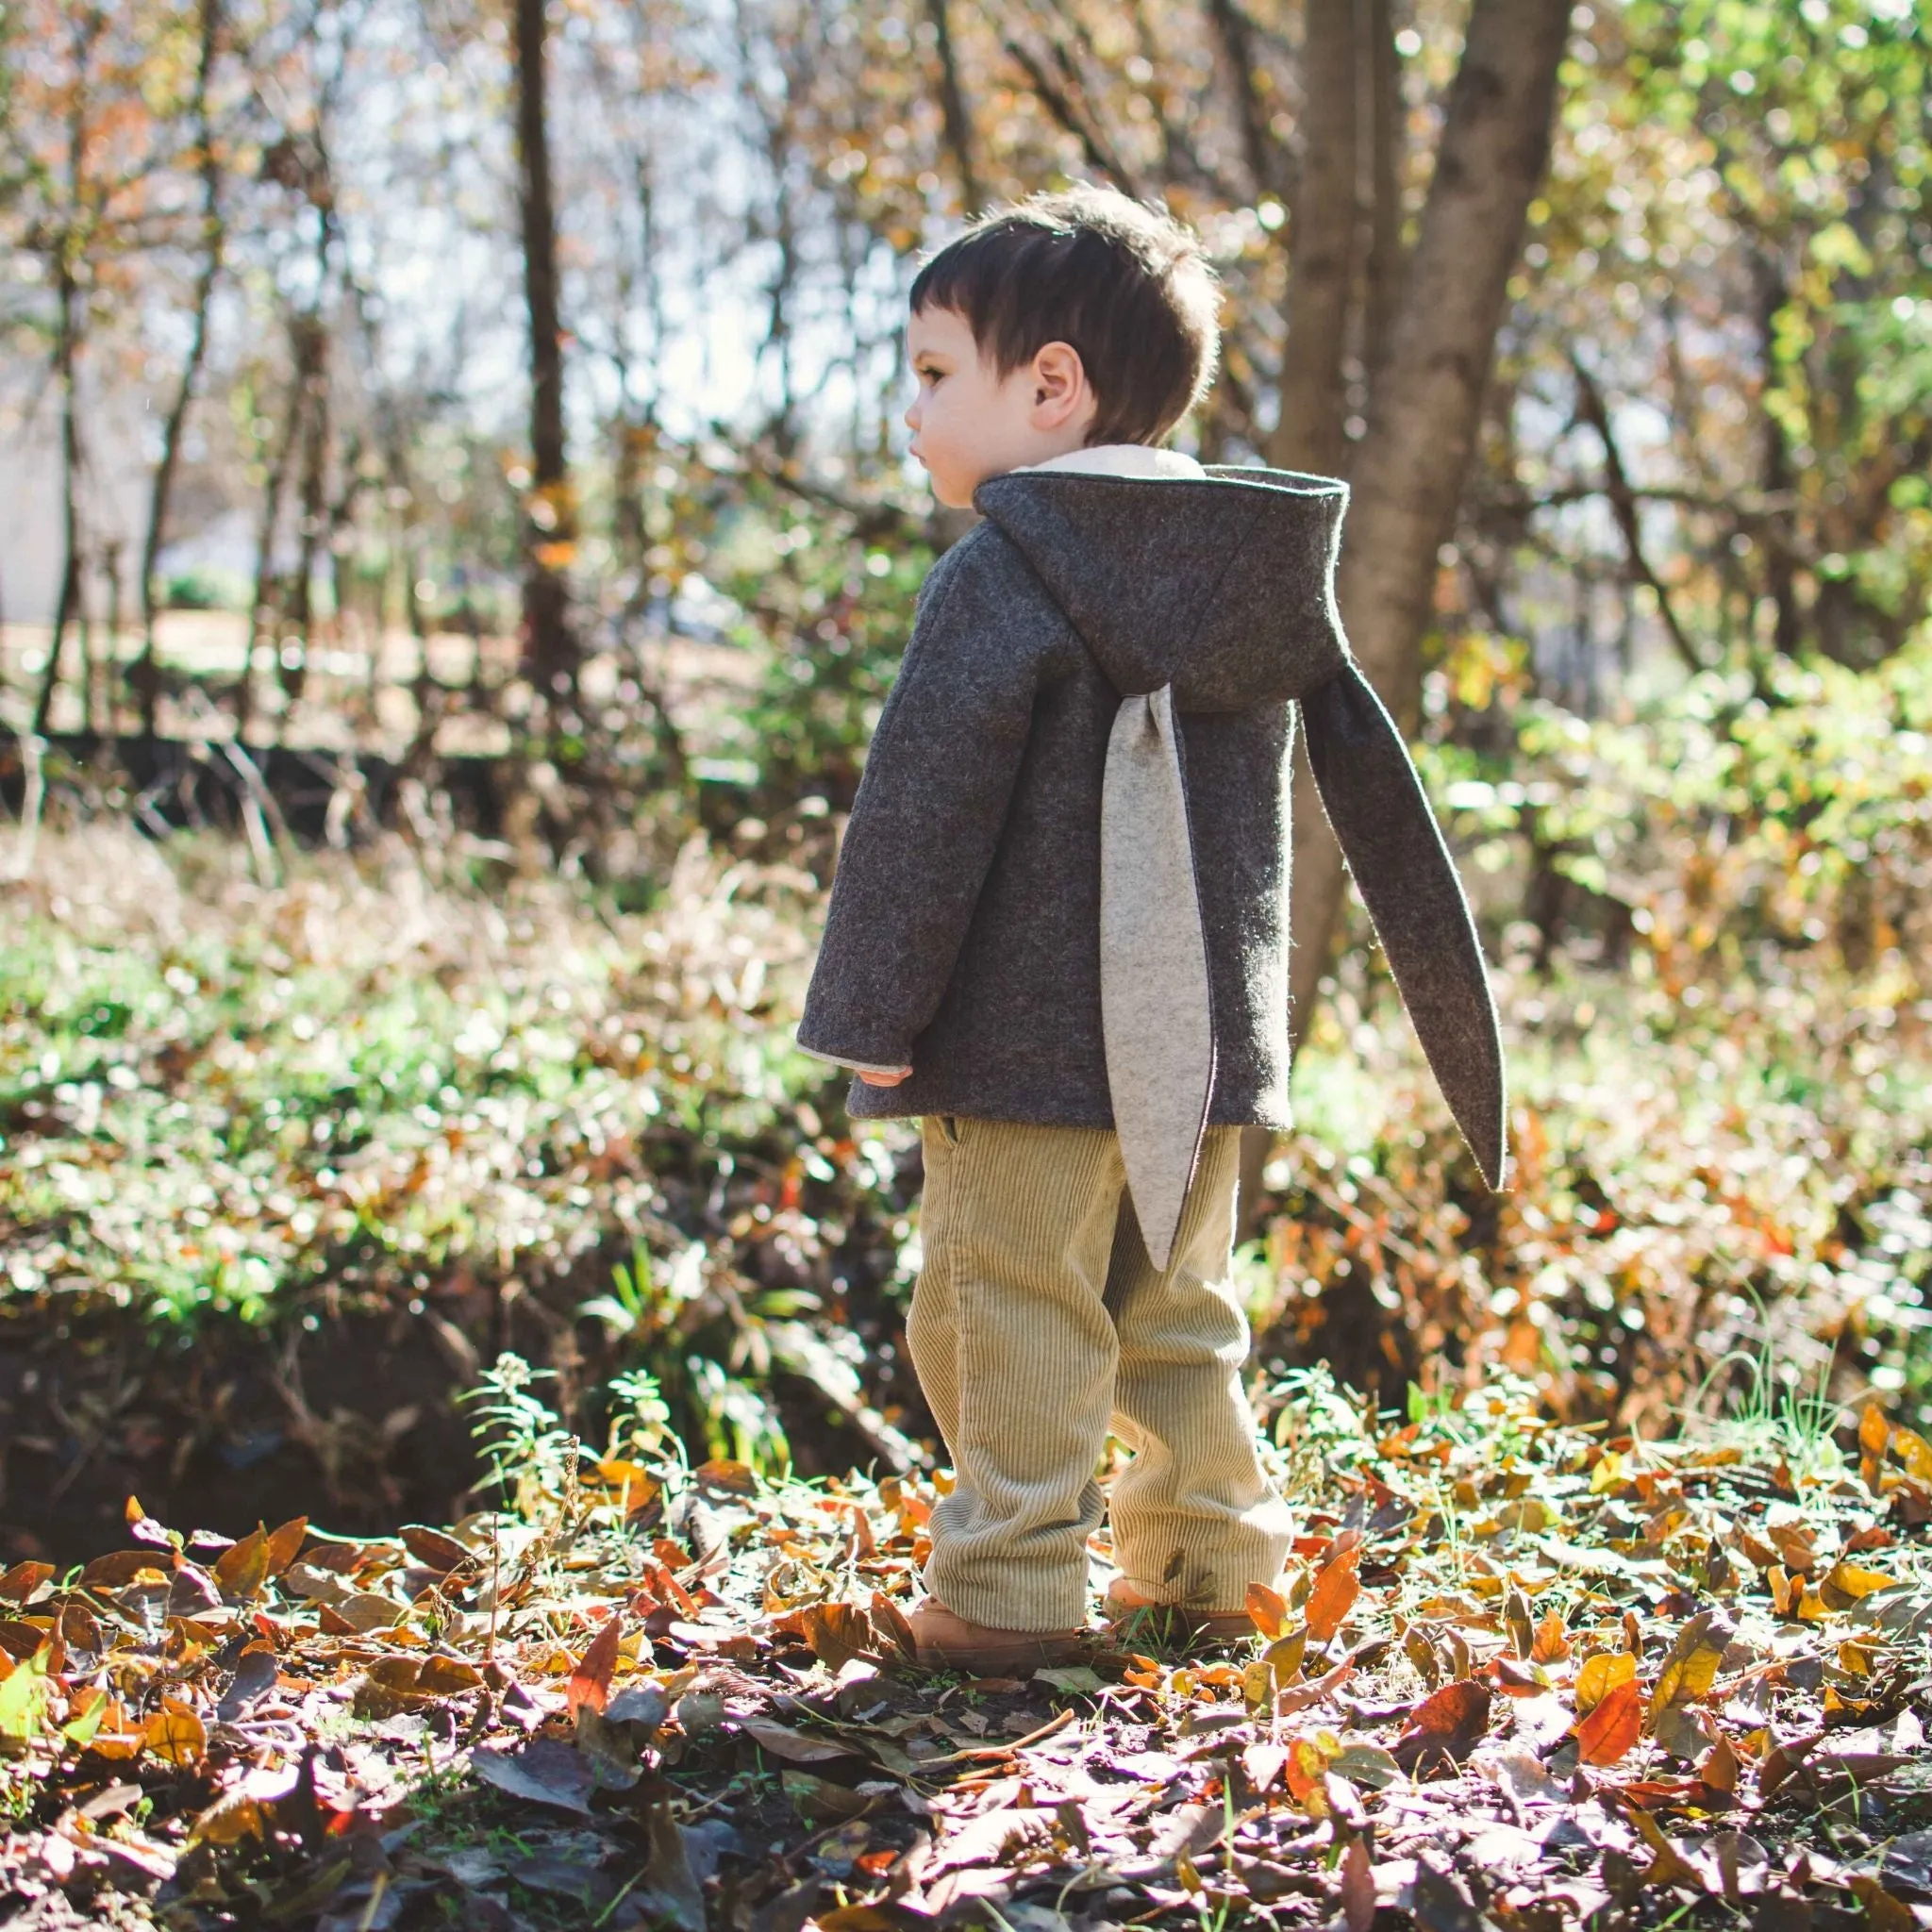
[1570,354,1707,675]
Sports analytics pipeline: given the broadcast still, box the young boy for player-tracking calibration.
[798,185,1506,1673]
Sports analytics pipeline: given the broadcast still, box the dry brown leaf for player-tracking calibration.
[400,1524,472,1572]
[1624,1803,1702,1889]
[1848,1875,1916,1932]
[1306,1544,1361,1646]
[0,1561,53,1605]
[776,1601,874,1670]
[1573,1679,1643,1766]
[1531,1608,1571,1663]
[1245,1582,1289,1640]
[1339,1835,1374,1932]
[567,1614,623,1719]
[142,1702,207,1767]
[1697,1734,1740,1793]
[212,1527,270,1603]
[1391,1679,1491,1774]
[262,1517,308,1576]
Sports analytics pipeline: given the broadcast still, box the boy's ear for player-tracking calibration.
[1030,341,1095,431]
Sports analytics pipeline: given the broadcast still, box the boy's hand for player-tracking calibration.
[858,1066,913,1086]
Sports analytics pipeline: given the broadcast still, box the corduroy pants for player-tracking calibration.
[907,1116,1293,1632]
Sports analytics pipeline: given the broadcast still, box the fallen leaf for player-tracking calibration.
[1531,1609,1572,1662]
[635,1797,708,1931]
[567,1614,623,1719]
[1648,1609,1731,1723]
[142,1701,206,1767]
[1574,1679,1643,1766]
[400,1524,472,1572]
[774,1601,874,1670]
[1034,1664,1105,1693]
[263,1517,308,1575]
[186,1791,266,1847]
[212,1527,271,1603]
[1246,1582,1289,1639]
[1697,1734,1740,1792]
[1824,1561,1899,1602]
[1307,1543,1362,1645]
[0,1562,53,1605]
[1391,1679,1491,1775]
[79,1551,170,1591]
[1848,1875,1916,1932]
[472,1739,595,1814]
[1340,1834,1374,1932]
[1624,1802,1703,1890]
[1574,1650,1637,1714]
[868,1591,916,1661]
[741,1718,857,1764]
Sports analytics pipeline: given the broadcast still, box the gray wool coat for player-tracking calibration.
[795,462,1507,1250]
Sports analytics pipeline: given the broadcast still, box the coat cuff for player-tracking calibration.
[794,1037,913,1077]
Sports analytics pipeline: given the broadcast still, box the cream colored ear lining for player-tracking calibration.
[1099,683,1215,1272]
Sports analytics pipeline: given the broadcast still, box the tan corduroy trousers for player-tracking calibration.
[907,1116,1293,1633]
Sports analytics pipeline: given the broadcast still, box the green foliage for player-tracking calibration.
[1426,637,1932,981]
[707,480,934,804]
[0,828,875,1326]
[459,1352,577,1518]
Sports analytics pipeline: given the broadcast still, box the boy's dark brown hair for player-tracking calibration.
[908,182,1221,448]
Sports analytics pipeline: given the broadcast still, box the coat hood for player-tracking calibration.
[973,464,1351,712]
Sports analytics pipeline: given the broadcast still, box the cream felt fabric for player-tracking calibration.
[1099,682,1214,1269]
[1027,443,1215,1267]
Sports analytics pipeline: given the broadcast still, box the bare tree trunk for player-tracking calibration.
[1264,0,1357,477]
[242,321,314,739]
[1287,0,1572,1042]
[926,0,982,214]
[33,258,85,738]
[1357,0,1405,379]
[513,0,575,705]
[134,0,223,740]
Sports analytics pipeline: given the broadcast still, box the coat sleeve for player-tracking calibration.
[795,532,1045,1073]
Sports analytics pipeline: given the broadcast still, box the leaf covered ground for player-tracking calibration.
[5,1375,1931,1932]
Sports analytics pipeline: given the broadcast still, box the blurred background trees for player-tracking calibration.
[1,0,1928,1553]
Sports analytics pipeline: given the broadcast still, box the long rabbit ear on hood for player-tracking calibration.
[1298,661,1507,1191]
[974,463,1508,1257]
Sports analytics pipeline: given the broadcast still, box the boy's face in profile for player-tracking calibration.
[904,304,1099,508]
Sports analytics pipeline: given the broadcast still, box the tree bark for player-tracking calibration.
[34,264,85,739]
[1357,0,1405,379]
[1264,0,1357,477]
[514,0,575,703]
[133,0,223,740]
[1286,0,1572,1041]
[925,0,982,215]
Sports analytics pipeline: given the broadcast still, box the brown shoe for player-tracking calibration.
[908,1599,1083,1674]
[1104,1581,1257,1645]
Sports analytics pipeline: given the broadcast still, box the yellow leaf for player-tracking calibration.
[1825,1561,1898,1601]
[1858,1404,1890,1460]
[212,1527,270,1603]
[142,1702,207,1767]
[1574,1651,1636,1715]
[188,1791,266,1847]
[1893,1428,1932,1483]
[1591,1451,1629,1495]
[1648,1611,1727,1720]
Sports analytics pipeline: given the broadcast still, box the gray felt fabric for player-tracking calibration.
[794,461,1507,1195]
